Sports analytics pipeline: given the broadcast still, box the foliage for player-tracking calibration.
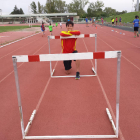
[10,5,24,14]
[30,1,37,14]
[67,0,89,18]
[45,0,67,13]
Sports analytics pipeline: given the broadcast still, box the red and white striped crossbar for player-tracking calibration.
[12,51,121,63]
[49,34,96,39]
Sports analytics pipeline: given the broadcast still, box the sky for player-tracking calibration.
[0,0,138,15]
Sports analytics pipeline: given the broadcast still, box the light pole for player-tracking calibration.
[0,9,2,24]
[28,6,31,27]
[137,0,139,11]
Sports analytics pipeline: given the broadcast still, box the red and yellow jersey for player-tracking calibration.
[60,30,80,53]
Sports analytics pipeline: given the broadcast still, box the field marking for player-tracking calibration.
[0,37,41,60]
[98,26,140,49]
[0,42,47,84]
[83,38,125,140]
[0,32,41,49]
[98,37,140,71]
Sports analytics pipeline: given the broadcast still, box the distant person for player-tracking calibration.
[49,23,53,35]
[116,17,118,26]
[90,18,92,23]
[55,22,58,28]
[111,18,115,26]
[119,17,122,26]
[101,17,104,26]
[92,18,96,27]
[68,19,70,21]
[133,15,140,38]
[60,22,62,29]
[40,22,45,37]
[85,17,88,27]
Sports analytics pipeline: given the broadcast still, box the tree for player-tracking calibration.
[10,5,24,14]
[67,0,89,17]
[19,8,24,14]
[134,3,140,11]
[103,7,116,16]
[45,0,67,13]
[55,0,67,13]
[45,0,56,13]
[38,1,44,13]
[87,0,104,18]
[30,1,37,14]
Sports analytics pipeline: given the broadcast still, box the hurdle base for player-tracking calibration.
[106,108,116,135]
[24,135,118,139]
[24,110,36,136]
[92,67,96,75]
[51,68,96,78]
[51,69,55,76]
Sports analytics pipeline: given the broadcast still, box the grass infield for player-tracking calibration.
[0,25,49,33]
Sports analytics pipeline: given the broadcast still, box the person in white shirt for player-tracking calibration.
[60,22,62,29]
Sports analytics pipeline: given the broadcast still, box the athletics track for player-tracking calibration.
[0,24,140,140]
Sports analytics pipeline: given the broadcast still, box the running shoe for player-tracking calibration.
[75,72,80,80]
[134,36,136,38]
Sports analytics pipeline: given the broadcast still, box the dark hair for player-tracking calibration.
[135,15,138,18]
[66,21,74,27]
[50,23,51,25]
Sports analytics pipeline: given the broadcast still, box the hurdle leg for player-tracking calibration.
[116,52,121,137]
[95,34,97,75]
[12,57,25,139]
[48,36,53,76]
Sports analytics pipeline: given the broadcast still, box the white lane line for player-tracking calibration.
[98,27,140,49]
[0,32,41,49]
[0,37,41,60]
[83,38,125,140]
[0,42,47,84]
[98,37,140,71]
[35,61,59,112]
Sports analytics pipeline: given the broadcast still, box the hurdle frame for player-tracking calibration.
[12,51,121,139]
[48,34,97,78]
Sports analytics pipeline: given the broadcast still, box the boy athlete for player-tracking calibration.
[40,22,45,37]
[60,21,81,79]
[133,15,140,38]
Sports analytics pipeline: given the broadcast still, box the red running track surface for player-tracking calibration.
[0,24,140,140]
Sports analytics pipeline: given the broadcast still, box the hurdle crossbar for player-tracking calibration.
[12,50,121,139]
[48,34,97,78]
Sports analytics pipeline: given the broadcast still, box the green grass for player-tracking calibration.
[32,25,49,27]
[104,11,140,23]
[0,26,31,33]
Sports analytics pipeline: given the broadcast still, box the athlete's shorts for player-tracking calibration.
[134,27,139,31]
[41,29,45,32]
[112,22,114,24]
[49,31,52,32]
[63,50,78,70]
[116,21,118,23]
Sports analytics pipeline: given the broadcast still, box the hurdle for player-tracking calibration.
[12,50,121,139]
[48,34,97,78]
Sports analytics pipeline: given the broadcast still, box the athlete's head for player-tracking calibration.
[66,21,74,31]
[50,23,51,25]
[135,15,138,19]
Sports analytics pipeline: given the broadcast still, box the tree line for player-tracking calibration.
[10,0,132,17]
[30,0,128,18]
[10,5,24,14]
